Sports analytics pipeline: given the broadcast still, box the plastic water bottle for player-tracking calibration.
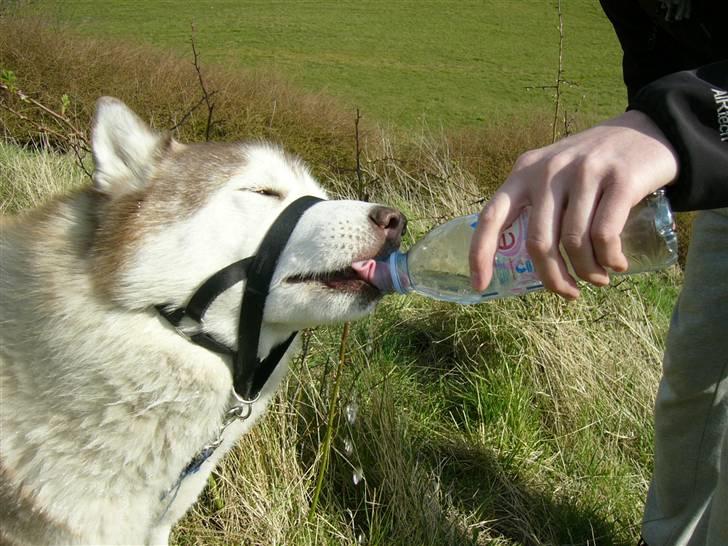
[354,190,677,304]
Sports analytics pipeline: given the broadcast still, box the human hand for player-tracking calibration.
[469,110,679,299]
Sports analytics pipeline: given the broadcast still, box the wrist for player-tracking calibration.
[619,110,680,185]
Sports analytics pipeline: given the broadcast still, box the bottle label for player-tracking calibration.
[494,214,541,294]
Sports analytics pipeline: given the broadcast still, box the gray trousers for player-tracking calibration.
[642,208,728,546]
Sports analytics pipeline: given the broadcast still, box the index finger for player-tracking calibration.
[469,192,523,292]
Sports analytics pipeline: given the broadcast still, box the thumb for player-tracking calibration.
[469,193,523,291]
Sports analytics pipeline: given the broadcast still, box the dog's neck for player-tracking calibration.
[0,195,300,527]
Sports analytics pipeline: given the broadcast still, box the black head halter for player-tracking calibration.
[156,195,323,402]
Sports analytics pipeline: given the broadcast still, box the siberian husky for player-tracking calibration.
[0,97,404,545]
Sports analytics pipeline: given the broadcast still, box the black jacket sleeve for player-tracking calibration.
[628,61,728,212]
[599,0,728,212]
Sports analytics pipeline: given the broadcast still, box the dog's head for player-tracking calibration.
[89,97,404,344]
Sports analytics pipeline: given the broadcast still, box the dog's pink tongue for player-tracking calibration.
[351,259,377,284]
[351,259,394,292]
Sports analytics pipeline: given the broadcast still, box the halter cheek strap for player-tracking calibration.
[156,195,323,402]
[234,195,323,400]
[156,258,252,356]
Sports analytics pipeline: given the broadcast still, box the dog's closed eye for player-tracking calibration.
[240,188,283,199]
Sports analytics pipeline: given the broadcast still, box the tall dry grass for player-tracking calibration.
[0,138,87,213]
[0,16,360,178]
[0,124,677,544]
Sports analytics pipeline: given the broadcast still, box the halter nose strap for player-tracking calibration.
[156,195,323,402]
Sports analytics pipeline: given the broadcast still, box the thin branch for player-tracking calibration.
[523,0,571,143]
[551,0,564,143]
[0,82,90,151]
[169,91,217,133]
[0,83,92,177]
[0,102,72,143]
[355,108,366,201]
[71,141,93,178]
[308,109,366,520]
[190,23,216,141]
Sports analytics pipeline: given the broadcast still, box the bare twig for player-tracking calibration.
[169,92,216,133]
[0,82,89,150]
[355,108,366,201]
[0,82,92,177]
[311,109,380,526]
[523,0,570,144]
[551,0,564,143]
[71,143,93,178]
[308,108,369,520]
[190,23,216,141]
[0,101,73,144]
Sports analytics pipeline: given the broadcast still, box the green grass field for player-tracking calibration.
[20,0,626,127]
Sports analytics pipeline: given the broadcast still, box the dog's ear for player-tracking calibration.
[91,97,174,197]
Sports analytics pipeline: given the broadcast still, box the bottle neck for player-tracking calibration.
[388,251,412,294]
[652,188,675,238]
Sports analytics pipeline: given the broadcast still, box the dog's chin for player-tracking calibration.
[264,273,382,327]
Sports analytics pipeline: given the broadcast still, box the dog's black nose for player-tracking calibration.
[369,206,407,244]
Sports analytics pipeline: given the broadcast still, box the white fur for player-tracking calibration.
[0,98,399,545]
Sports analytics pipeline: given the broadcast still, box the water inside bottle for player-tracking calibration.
[404,215,487,301]
[408,269,480,297]
[616,192,677,273]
